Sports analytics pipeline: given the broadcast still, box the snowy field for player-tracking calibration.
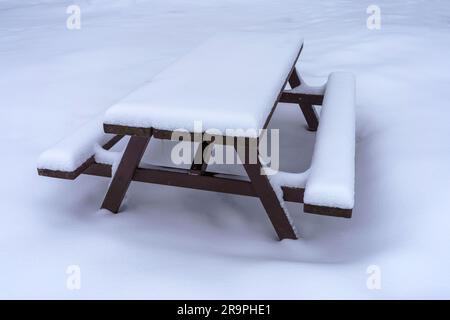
[1,0,450,299]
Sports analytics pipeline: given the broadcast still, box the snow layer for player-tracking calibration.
[304,72,356,209]
[289,77,325,96]
[37,116,115,172]
[2,0,450,299]
[268,169,310,189]
[104,32,303,136]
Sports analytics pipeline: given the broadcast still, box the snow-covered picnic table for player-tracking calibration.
[38,31,356,240]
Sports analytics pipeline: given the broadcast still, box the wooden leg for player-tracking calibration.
[101,135,151,213]
[235,140,298,240]
[190,141,210,175]
[288,68,319,131]
[298,100,318,132]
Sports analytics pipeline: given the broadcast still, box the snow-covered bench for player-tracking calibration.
[303,72,355,216]
[37,116,123,179]
[38,32,356,240]
[275,72,356,218]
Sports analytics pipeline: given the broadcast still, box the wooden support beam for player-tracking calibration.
[101,134,151,213]
[235,140,298,240]
[73,161,351,218]
[190,141,211,175]
[287,68,319,131]
[279,91,324,106]
[104,124,152,137]
[84,163,305,204]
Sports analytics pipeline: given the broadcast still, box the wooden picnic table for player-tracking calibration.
[38,32,355,240]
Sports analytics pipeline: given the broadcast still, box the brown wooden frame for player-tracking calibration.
[38,44,353,240]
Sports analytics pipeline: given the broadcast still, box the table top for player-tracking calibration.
[103,31,303,138]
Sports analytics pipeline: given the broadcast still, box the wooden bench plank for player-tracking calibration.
[37,134,123,180]
[303,72,356,211]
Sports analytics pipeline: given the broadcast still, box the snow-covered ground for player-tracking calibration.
[1,0,450,299]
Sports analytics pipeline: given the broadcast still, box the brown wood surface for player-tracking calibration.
[190,141,211,175]
[279,91,324,106]
[303,204,352,218]
[85,163,304,203]
[235,140,298,240]
[101,134,151,213]
[287,68,319,131]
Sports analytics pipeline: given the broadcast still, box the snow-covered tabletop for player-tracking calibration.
[103,32,303,137]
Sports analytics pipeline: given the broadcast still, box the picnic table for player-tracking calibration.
[37,32,355,240]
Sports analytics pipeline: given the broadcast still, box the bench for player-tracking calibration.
[303,72,355,217]
[37,115,123,179]
[38,32,356,240]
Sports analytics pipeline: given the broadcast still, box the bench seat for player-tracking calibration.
[103,32,304,137]
[303,72,356,214]
[37,116,121,179]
